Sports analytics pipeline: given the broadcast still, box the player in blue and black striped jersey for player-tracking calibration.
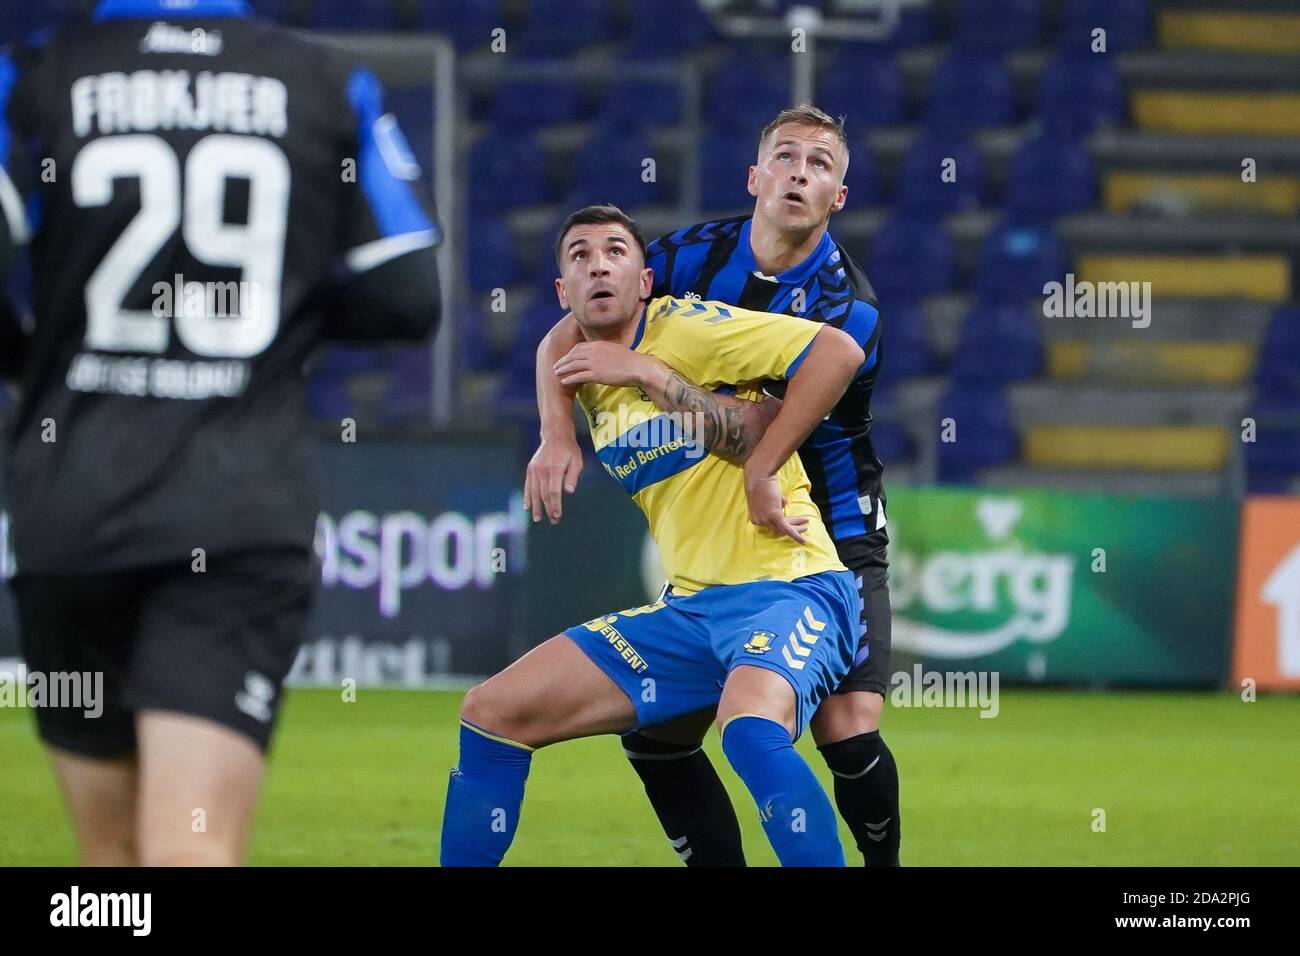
[527,104,901,866]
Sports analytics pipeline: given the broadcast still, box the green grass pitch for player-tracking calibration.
[1,688,1296,866]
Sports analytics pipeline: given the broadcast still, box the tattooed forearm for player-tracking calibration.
[632,353,779,462]
[665,369,759,463]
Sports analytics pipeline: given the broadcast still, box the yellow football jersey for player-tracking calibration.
[575,294,846,594]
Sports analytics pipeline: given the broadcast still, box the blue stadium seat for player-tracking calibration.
[1245,464,1300,495]
[871,419,914,464]
[468,128,549,211]
[500,291,565,405]
[468,219,518,293]
[379,348,433,425]
[310,0,398,31]
[935,384,1019,483]
[567,124,664,211]
[700,134,760,213]
[516,0,614,58]
[248,0,293,22]
[458,306,499,374]
[1062,0,1150,53]
[826,1,936,48]
[1255,376,1300,417]
[950,300,1044,384]
[1245,397,1300,493]
[818,48,906,129]
[706,48,791,135]
[866,216,955,300]
[877,298,934,378]
[599,79,683,128]
[490,78,584,129]
[896,133,983,217]
[414,0,501,49]
[312,347,387,380]
[974,219,1066,300]
[1005,133,1096,220]
[1254,306,1300,399]
[622,0,716,60]
[387,87,435,139]
[1262,305,1300,360]
[467,82,496,124]
[525,213,577,289]
[308,348,386,421]
[307,378,351,421]
[1037,49,1125,135]
[956,0,1040,53]
[925,52,1014,134]
[841,142,877,208]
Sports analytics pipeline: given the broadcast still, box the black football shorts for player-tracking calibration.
[833,548,892,697]
[12,547,314,757]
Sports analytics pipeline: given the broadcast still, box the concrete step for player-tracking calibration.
[1089,127,1300,175]
[1113,48,1300,90]
[1046,340,1256,387]
[1006,382,1254,428]
[918,292,1276,363]
[1060,212,1300,259]
[977,465,1232,497]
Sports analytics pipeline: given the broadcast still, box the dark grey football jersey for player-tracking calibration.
[0,0,440,573]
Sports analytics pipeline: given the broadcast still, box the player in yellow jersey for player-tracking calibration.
[439,205,865,866]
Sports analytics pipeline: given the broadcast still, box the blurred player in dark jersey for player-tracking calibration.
[0,0,441,865]
[525,104,900,866]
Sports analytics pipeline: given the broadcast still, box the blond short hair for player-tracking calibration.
[758,103,850,165]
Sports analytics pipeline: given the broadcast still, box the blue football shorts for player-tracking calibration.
[564,569,860,738]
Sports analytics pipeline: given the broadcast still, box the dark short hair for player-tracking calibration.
[554,204,648,268]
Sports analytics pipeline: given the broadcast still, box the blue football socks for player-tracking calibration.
[439,721,534,867]
[721,714,846,867]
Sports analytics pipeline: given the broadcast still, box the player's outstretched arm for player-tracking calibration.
[326,68,442,342]
[524,314,584,524]
[743,325,864,543]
